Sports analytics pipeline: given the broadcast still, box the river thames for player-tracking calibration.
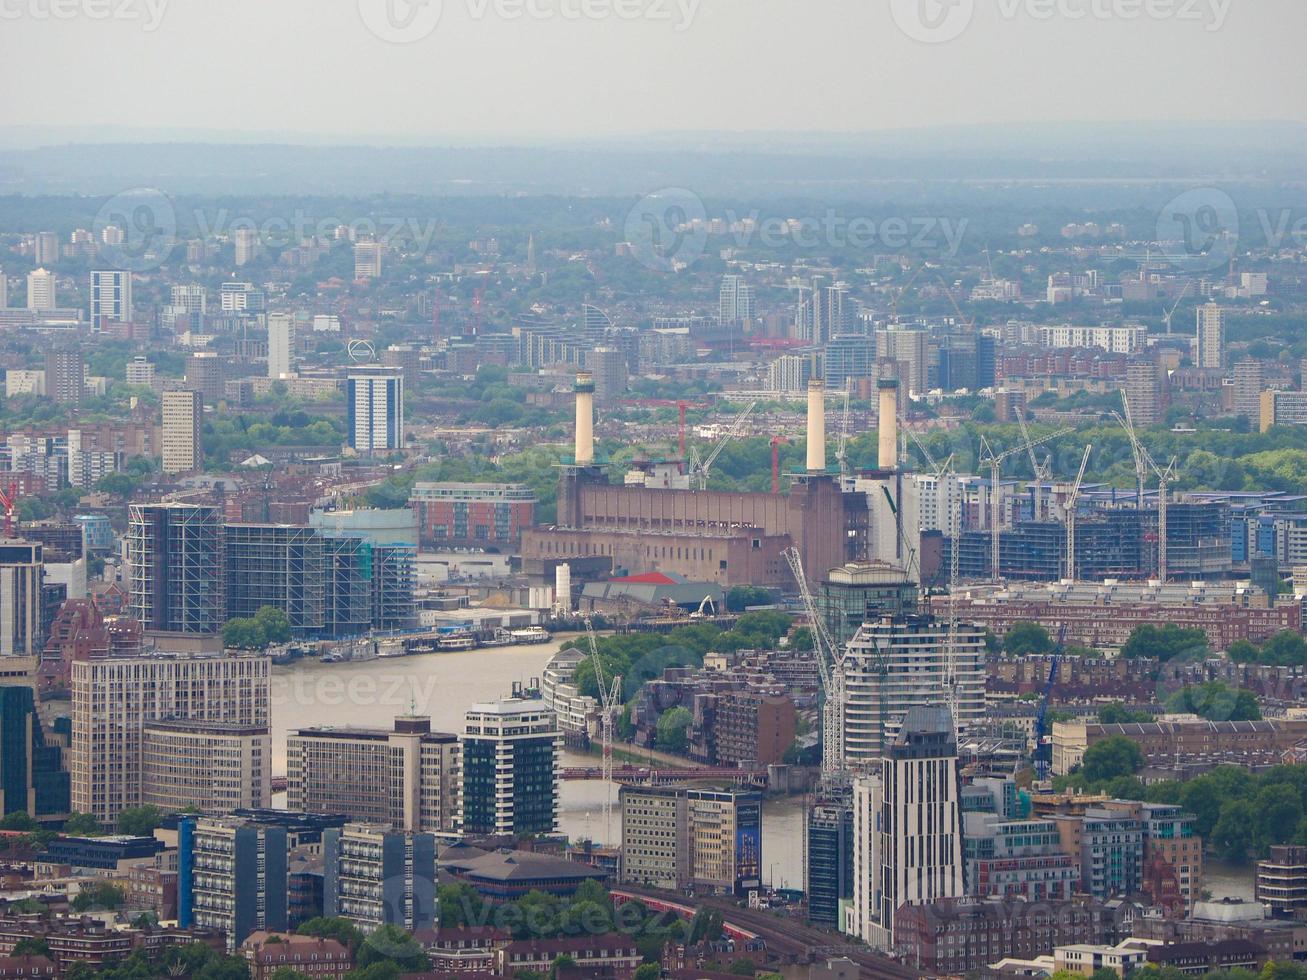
[271,640,807,890]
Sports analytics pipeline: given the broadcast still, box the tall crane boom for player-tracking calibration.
[981,426,1076,583]
[692,401,757,490]
[784,547,845,781]
[583,618,622,843]
[1064,445,1093,581]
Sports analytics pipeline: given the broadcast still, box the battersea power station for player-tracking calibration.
[521,372,888,588]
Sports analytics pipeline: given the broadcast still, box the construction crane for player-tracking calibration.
[888,262,929,325]
[688,401,757,490]
[1162,281,1193,335]
[583,617,622,843]
[1017,410,1055,522]
[1033,623,1070,780]
[1152,454,1180,583]
[784,547,846,782]
[1113,395,1149,511]
[834,382,853,481]
[0,482,17,537]
[980,427,1076,583]
[1064,445,1093,581]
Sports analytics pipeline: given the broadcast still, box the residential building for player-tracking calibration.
[617,783,761,896]
[125,357,155,387]
[850,706,965,950]
[818,562,918,647]
[186,352,225,405]
[70,653,270,823]
[90,270,132,332]
[308,509,417,633]
[126,504,224,636]
[767,353,817,393]
[1055,942,1149,977]
[962,813,1080,901]
[1234,358,1265,422]
[287,717,461,833]
[1038,324,1147,354]
[323,824,437,934]
[0,684,70,821]
[1052,809,1145,900]
[240,933,352,980]
[461,696,560,837]
[161,390,204,475]
[805,791,854,928]
[354,241,383,279]
[1052,718,1307,777]
[586,346,628,404]
[1260,389,1307,432]
[34,233,59,266]
[163,284,207,333]
[410,482,537,550]
[1102,800,1203,912]
[1196,303,1225,369]
[0,541,43,657]
[26,269,55,312]
[141,719,270,813]
[1256,845,1307,918]
[495,935,639,980]
[44,350,84,408]
[1125,360,1166,427]
[841,616,986,765]
[268,313,295,379]
[718,275,755,325]
[233,229,260,266]
[181,811,345,950]
[347,372,404,453]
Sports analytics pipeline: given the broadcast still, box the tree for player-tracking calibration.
[118,805,165,837]
[357,925,428,972]
[655,706,692,754]
[297,917,365,952]
[1167,681,1261,722]
[729,960,756,976]
[269,970,312,980]
[633,965,662,980]
[1098,703,1152,725]
[726,586,772,612]
[223,617,267,650]
[0,812,39,832]
[254,606,293,644]
[96,472,140,499]
[1120,624,1209,662]
[1212,798,1258,862]
[438,883,485,928]
[1004,622,1054,656]
[71,881,125,912]
[10,938,51,958]
[63,812,103,836]
[1079,736,1144,785]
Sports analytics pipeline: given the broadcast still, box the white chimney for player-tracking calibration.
[575,372,595,466]
[879,378,900,471]
[807,380,827,473]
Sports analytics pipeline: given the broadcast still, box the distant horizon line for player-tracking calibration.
[1,117,1304,151]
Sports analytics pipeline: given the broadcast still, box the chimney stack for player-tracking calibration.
[575,372,595,466]
[807,380,827,473]
[878,378,900,471]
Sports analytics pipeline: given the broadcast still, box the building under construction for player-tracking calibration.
[947,501,1231,582]
[224,524,326,636]
[522,375,869,588]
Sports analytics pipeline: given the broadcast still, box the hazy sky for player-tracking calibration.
[2,0,1304,140]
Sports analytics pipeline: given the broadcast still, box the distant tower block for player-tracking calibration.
[878,379,900,471]
[807,380,827,473]
[575,372,595,466]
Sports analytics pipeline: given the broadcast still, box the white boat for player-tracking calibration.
[436,635,477,651]
[510,626,552,644]
[376,639,407,658]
